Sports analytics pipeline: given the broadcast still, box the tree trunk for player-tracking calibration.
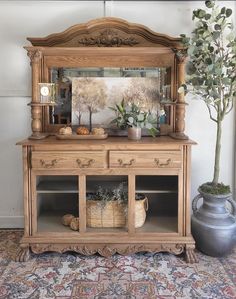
[78,113,81,126]
[213,119,222,185]
[89,107,92,132]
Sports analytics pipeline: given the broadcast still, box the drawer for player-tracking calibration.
[109,151,181,168]
[31,151,107,169]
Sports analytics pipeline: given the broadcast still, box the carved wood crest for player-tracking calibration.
[27,17,183,49]
[78,29,139,47]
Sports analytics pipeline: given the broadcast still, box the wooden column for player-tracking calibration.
[170,49,188,140]
[27,49,47,139]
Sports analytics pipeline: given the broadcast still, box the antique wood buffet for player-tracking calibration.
[17,18,197,263]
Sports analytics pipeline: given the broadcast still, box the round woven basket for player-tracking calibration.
[135,196,148,228]
[86,196,148,228]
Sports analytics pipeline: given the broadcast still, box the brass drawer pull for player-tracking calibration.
[76,159,95,168]
[118,158,135,167]
[40,159,57,168]
[154,158,171,167]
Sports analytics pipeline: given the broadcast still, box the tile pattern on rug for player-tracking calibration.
[0,230,235,299]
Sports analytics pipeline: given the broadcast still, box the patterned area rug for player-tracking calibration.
[0,230,235,299]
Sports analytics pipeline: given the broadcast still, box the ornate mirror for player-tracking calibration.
[25,18,187,139]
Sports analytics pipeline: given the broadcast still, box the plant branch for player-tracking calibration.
[206,104,217,122]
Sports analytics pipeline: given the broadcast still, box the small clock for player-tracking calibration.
[40,86,49,97]
[38,83,56,103]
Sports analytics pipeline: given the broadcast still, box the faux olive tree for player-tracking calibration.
[180,0,236,193]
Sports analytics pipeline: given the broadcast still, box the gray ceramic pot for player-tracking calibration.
[128,127,141,140]
[191,188,236,257]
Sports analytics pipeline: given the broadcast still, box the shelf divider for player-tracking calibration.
[79,175,86,234]
[128,174,135,234]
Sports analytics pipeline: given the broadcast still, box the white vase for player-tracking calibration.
[128,127,141,140]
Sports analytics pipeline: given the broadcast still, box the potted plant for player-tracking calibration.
[110,100,157,140]
[179,0,236,256]
[86,182,148,228]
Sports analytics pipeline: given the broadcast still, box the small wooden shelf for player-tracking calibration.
[136,188,177,194]
[37,176,78,193]
[136,176,178,194]
[37,181,78,193]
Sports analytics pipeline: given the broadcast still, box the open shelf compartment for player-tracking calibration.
[135,175,178,233]
[86,175,129,233]
[35,175,79,233]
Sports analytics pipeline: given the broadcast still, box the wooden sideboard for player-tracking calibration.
[16,136,197,263]
[16,18,197,262]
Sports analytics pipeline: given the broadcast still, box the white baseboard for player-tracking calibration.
[0,216,24,228]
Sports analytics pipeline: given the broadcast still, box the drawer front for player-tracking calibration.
[31,151,106,169]
[109,151,182,169]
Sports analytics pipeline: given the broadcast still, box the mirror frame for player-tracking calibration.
[25,17,187,139]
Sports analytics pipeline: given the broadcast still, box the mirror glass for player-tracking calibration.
[49,67,172,131]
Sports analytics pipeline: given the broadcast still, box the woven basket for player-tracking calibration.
[135,196,148,228]
[86,196,148,228]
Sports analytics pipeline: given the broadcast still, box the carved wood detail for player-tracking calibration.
[185,245,198,263]
[15,244,30,262]
[172,48,188,63]
[27,17,183,49]
[27,49,42,65]
[31,243,185,257]
[78,29,139,47]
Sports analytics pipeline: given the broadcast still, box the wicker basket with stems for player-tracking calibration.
[86,182,148,228]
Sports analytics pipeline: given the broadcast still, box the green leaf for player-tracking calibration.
[116,104,124,114]
[226,9,232,18]
[222,78,231,85]
[205,1,214,8]
[146,123,153,130]
[208,46,214,52]
[196,40,203,47]
[128,117,134,124]
[187,45,196,55]
[204,13,211,20]
[186,62,197,75]
[191,77,200,86]
[148,127,157,138]
[194,9,206,19]
[137,114,144,121]
[214,24,221,31]
[205,58,212,65]
[207,64,214,72]
[221,7,226,15]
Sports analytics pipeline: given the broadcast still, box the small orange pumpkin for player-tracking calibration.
[76,126,90,135]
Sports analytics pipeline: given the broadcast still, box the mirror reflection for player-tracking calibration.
[49,67,172,129]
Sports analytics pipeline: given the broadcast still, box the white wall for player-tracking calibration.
[0,1,235,227]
